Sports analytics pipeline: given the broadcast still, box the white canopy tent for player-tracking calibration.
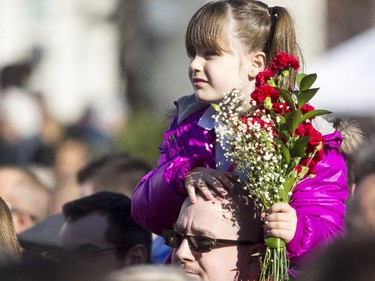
[309,27,375,116]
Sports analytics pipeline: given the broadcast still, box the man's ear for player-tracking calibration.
[122,244,148,266]
[248,51,266,79]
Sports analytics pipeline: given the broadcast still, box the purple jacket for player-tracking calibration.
[131,94,348,265]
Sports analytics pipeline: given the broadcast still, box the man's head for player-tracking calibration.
[0,167,51,233]
[59,191,151,276]
[345,141,375,234]
[77,153,150,198]
[346,172,375,234]
[167,189,264,281]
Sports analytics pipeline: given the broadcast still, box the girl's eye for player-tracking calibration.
[189,51,196,58]
[205,51,217,57]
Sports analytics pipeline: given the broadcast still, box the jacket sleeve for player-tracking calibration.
[131,118,212,235]
[287,131,348,266]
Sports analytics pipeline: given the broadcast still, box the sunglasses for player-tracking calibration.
[163,230,257,253]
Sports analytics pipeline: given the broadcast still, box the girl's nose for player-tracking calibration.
[189,56,203,73]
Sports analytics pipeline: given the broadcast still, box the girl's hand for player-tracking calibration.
[262,202,297,243]
[184,167,237,203]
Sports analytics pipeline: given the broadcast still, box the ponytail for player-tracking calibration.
[265,6,303,90]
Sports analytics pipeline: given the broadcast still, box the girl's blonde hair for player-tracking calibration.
[185,0,303,89]
[0,196,21,261]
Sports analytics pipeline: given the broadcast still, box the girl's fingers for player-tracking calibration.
[185,182,197,203]
[265,228,294,243]
[218,172,237,190]
[208,177,227,196]
[269,202,292,213]
[196,178,213,200]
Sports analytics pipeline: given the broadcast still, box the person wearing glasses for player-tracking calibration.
[163,188,264,281]
[58,191,152,278]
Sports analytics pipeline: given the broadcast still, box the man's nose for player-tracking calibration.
[173,239,195,262]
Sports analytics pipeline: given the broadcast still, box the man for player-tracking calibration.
[59,191,151,277]
[77,153,150,198]
[163,189,264,281]
[346,172,375,234]
[0,167,51,233]
[345,143,375,234]
[76,154,170,264]
[18,213,64,262]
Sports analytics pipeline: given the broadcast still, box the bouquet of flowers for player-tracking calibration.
[212,52,330,281]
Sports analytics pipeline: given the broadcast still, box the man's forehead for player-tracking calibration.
[176,191,263,241]
[176,195,239,236]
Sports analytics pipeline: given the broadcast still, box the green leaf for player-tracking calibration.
[299,73,317,91]
[267,78,277,87]
[278,89,295,109]
[283,177,295,194]
[297,88,319,109]
[291,136,310,157]
[285,109,303,133]
[278,114,286,125]
[278,187,289,202]
[281,69,290,77]
[211,103,221,112]
[265,237,286,248]
[300,109,332,123]
[279,129,290,142]
[280,141,290,164]
[296,73,306,88]
[286,159,297,175]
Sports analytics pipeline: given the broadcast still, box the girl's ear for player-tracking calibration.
[248,51,266,79]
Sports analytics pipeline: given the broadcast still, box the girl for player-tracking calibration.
[132,0,351,271]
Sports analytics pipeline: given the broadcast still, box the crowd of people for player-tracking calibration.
[0,1,374,281]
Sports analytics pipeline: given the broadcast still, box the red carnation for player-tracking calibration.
[256,69,275,87]
[301,103,315,114]
[305,124,323,147]
[272,102,290,115]
[270,52,300,72]
[251,84,280,103]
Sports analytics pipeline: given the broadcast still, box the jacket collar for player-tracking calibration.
[175,94,208,124]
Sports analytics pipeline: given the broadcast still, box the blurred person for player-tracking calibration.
[297,233,375,281]
[345,141,375,234]
[0,167,51,233]
[164,188,264,281]
[0,246,18,267]
[51,137,90,213]
[329,116,364,202]
[58,191,152,278]
[0,196,21,263]
[105,264,194,281]
[77,153,150,198]
[65,107,120,159]
[0,62,44,166]
[0,258,101,281]
[18,213,64,262]
[77,153,169,264]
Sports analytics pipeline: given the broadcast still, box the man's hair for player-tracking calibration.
[62,191,152,261]
[77,153,150,197]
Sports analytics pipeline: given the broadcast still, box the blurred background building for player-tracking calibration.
[0,0,374,167]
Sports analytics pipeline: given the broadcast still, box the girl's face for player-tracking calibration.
[188,29,257,105]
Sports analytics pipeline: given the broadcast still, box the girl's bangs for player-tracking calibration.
[185,3,230,57]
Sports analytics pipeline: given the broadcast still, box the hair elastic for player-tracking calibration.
[268,7,278,20]
[264,6,278,55]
